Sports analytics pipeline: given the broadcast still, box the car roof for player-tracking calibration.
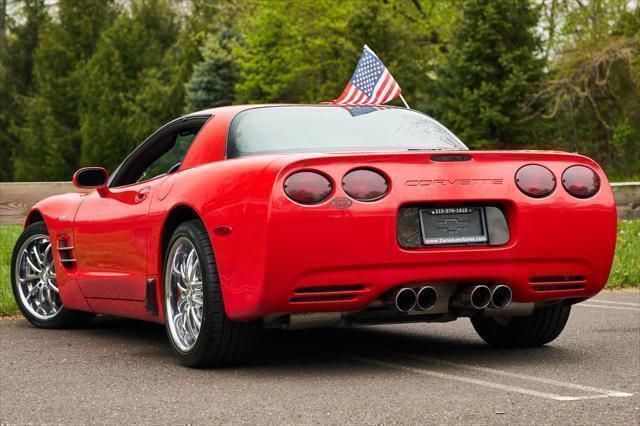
[184,103,406,117]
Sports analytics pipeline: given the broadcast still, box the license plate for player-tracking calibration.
[419,207,487,246]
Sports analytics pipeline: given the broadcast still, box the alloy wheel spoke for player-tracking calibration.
[189,306,202,329]
[32,246,44,266]
[26,284,39,299]
[43,244,51,264]
[188,256,199,283]
[20,273,39,283]
[45,287,53,307]
[26,255,41,273]
[185,249,196,281]
[48,281,59,293]
[37,284,45,306]
[184,307,198,340]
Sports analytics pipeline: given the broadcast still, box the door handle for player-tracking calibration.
[135,188,151,203]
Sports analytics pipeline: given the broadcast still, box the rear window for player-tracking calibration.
[227,106,466,158]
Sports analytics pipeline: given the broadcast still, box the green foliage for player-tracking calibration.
[607,220,640,289]
[235,0,456,106]
[433,0,546,149]
[185,29,238,111]
[0,0,48,181]
[0,225,21,315]
[79,0,180,170]
[12,0,117,181]
[530,4,640,178]
[1,0,639,180]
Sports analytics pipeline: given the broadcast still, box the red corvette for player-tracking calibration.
[12,105,616,367]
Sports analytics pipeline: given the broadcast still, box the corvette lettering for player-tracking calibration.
[405,178,503,187]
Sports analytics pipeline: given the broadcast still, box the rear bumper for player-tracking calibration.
[212,151,617,321]
[223,202,615,321]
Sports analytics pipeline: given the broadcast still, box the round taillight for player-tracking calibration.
[515,164,556,198]
[342,169,389,201]
[562,165,600,198]
[284,171,332,204]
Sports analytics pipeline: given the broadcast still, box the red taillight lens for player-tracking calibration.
[342,169,389,201]
[284,171,332,204]
[515,164,556,198]
[562,165,600,198]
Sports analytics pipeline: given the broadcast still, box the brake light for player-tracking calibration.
[562,165,600,198]
[284,171,332,204]
[342,169,389,201]
[515,164,556,198]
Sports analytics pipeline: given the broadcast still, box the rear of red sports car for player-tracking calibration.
[11,104,617,368]
[222,105,616,343]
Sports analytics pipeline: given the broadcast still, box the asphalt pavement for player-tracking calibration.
[1,290,639,424]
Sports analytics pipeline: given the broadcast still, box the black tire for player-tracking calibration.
[11,222,95,329]
[163,220,261,368]
[470,303,571,348]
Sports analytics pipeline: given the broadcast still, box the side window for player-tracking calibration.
[110,116,209,188]
[138,129,199,183]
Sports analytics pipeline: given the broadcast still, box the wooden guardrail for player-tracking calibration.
[1,181,638,225]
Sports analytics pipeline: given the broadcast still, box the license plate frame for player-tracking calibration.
[419,206,488,246]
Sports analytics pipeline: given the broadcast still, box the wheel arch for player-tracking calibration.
[24,209,46,228]
[160,204,205,269]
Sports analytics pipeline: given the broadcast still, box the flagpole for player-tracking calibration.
[399,93,410,109]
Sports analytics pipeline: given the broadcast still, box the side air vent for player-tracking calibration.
[289,284,368,303]
[57,237,77,268]
[530,276,586,292]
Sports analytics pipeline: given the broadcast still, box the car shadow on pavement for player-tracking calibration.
[14,315,578,371]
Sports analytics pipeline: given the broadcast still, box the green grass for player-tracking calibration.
[0,225,21,315]
[606,220,640,289]
[0,221,638,315]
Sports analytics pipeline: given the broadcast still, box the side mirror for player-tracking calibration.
[73,167,109,194]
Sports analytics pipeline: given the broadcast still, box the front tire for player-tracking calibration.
[163,220,260,367]
[11,222,95,328]
[471,303,571,347]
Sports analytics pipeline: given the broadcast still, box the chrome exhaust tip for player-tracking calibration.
[490,285,512,309]
[394,288,417,312]
[416,286,438,311]
[458,285,491,310]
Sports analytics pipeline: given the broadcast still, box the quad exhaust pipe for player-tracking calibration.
[390,284,511,313]
[393,287,417,312]
[416,286,438,311]
[455,285,492,310]
[489,285,512,309]
[391,286,439,312]
[453,284,512,310]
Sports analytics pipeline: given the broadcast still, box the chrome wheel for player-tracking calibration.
[165,237,204,352]
[15,234,62,320]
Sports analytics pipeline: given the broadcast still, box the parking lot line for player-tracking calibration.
[576,303,640,312]
[391,352,634,398]
[345,355,586,401]
[344,355,584,401]
[588,300,639,307]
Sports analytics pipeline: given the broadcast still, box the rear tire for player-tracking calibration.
[11,222,95,329]
[163,220,260,367]
[471,304,571,347]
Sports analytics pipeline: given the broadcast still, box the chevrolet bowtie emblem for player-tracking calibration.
[437,218,469,234]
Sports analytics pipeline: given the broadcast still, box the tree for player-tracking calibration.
[527,3,639,178]
[433,0,546,149]
[12,0,117,181]
[234,0,457,106]
[0,0,47,181]
[79,0,180,170]
[184,28,238,111]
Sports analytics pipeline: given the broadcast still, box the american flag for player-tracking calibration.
[333,45,402,105]
[340,105,390,117]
